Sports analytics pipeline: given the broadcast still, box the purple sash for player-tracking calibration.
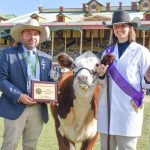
[108,63,144,107]
[105,45,115,53]
[104,45,144,107]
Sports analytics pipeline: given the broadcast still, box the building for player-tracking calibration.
[0,0,150,57]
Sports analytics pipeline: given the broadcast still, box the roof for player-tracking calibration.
[138,21,150,30]
[83,15,111,21]
[87,0,104,6]
[4,14,16,19]
[0,4,150,31]
[0,14,16,21]
[1,11,145,24]
[3,11,39,23]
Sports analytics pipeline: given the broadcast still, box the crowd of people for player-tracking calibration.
[0,10,150,150]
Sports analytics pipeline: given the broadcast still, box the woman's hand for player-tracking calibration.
[96,53,115,77]
[145,66,150,83]
[96,64,109,77]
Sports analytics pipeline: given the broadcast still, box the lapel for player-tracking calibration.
[113,42,137,71]
[113,42,135,62]
[37,50,46,80]
[113,44,119,61]
[17,45,27,80]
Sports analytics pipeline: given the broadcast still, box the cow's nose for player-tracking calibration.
[77,75,88,83]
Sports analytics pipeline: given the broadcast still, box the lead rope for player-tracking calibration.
[106,72,111,150]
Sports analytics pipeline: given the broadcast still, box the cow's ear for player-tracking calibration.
[57,53,74,69]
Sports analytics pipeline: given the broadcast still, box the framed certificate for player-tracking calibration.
[31,81,57,103]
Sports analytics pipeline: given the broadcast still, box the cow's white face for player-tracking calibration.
[73,51,100,97]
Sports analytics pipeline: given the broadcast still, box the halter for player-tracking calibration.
[74,67,98,84]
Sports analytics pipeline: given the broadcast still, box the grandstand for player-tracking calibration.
[0,0,150,57]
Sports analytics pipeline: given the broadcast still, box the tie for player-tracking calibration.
[25,51,37,94]
[28,51,36,76]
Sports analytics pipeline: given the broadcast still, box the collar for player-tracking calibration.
[22,44,37,54]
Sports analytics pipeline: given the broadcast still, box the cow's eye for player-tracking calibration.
[91,70,96,75]
[73,64,77,69]
[96,63,99,67]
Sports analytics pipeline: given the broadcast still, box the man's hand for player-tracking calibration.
[49,101,59,106]
[19,94,37,105]
[145,66,150,83]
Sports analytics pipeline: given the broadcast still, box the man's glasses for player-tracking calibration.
[113,24,129,29]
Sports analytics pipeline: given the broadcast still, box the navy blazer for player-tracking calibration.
[0,45,52,123]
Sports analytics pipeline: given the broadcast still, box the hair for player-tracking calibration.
[108,26,136,46]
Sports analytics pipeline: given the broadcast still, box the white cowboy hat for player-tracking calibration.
[10,18,50,43]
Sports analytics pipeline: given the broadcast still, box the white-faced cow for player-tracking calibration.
[50,51,101,150]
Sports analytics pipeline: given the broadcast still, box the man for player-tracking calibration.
[0,19,53,150]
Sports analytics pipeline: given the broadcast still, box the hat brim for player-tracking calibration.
[10,24,50,43]
[106,21,138,29]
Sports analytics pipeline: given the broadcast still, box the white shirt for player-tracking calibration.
[97,42,150,137]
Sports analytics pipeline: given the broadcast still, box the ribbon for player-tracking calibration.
[108,63,144,107]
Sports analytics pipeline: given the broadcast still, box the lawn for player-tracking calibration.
[0,96,150,150]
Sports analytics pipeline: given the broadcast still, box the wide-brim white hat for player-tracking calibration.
[10,18,50,43]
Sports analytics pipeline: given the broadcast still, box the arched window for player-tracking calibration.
[143,0,148,7]
[91,1,96,12]
[144,2,148,7]
[92,4,96,9]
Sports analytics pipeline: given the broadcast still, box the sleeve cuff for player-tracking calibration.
[99,74,106,80]
[18,94,23,103]
[144,77,150,84]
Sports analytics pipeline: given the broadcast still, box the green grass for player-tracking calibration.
[0,96,150,150]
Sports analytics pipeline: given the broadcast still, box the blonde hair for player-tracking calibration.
[129,26,136,42]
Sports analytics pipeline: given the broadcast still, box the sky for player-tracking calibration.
[0,0,133,16]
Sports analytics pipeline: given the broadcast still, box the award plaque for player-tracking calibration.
[31,81,57,103]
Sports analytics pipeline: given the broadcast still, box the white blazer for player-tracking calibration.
[97,42,150,137]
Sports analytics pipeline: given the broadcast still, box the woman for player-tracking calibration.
[97,10,150,150]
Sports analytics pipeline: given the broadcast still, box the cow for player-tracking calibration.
[50,51,101,150]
